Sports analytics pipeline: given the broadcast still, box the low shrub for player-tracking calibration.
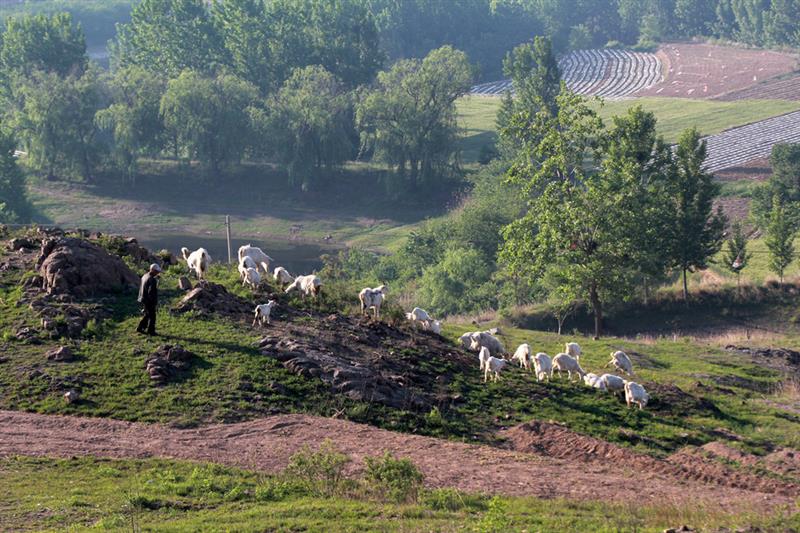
[284,440,350,497]
[364,452,424,503]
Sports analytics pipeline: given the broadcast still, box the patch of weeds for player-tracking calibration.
[423,488,486,512]
[284,440,350,497]
[254,477,309,502]
[476,495,511,532]
[364,452,424,504]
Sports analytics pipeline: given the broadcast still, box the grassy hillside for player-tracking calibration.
[2,229,799,458]
[457,96,800,162]
[5,456,795,532]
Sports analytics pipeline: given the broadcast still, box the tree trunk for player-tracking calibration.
[557,316,563,336]
[589,284,602,339]
[682,267,689,303]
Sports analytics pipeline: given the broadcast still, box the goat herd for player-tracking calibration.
[464,332,650,410]
[178,245,649,410]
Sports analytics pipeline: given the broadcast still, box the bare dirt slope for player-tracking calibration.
[637,44,797,99]
[1,410,796,510]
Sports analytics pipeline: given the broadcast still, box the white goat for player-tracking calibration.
[624,381,649,410]
[273,266,294,285]
[238,256,257,281]
[253,300,277,326]
[181,247,212,280]
[583,372,605,390]
[511,343,531,371]
[598,373,625,393]
[478,346,491,372]
[406,307,432,328]
[606,350,634,376]
[359,285,387,318]
[552,352,586,382]
[285,274,322,298]
[565,342,582,358]
[469,332,505,357]
[533,352,552,382]
[242,266,261,289]
[484,356,507,383]
[238,244,273,275]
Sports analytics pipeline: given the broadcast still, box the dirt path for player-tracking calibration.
[0,411,795,510]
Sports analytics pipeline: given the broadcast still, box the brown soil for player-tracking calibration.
[637,44,798,99]
[713,157,772,183]
[716,72,800,101]
[0,410,797,510]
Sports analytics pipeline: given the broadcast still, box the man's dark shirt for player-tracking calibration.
[138,272,158,306]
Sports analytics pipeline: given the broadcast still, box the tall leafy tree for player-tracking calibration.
[0,125,31,223]
[723,221,751,288]
[113,0,222,77]
[751,143,800,230]
[0,12,87,80]
[95,66,166,184]
[13,67,103,181]
[355,45,472,190]
[666,127,726,301]
[766,196,796,283]
[501,93,674,338]
[160,70,259,171]
[262,65,354,190]
[212,0,276,93]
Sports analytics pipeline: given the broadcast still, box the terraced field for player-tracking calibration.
[717,73,800,101]
[703,110,800,172]
[471,49,662,99]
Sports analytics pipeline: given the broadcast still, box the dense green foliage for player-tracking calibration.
[356,46,472,191]
[0,125,30,222]
[723,221,751,286]
[765,195,796,282]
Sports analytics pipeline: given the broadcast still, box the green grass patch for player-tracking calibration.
[457,96,800,163]
[1,455,796,532]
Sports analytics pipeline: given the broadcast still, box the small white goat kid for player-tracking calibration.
[253,300,277,326]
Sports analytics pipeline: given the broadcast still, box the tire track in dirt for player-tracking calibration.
[501,421,799,497]
[0,410,795,510]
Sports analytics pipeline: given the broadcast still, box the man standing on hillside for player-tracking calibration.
[137,263,161,336]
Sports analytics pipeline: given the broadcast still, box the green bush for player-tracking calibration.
[476,495,512,532]
[364,452,424,503]
[284,440,350,497]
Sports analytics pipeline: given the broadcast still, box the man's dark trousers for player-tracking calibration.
[137,302,156,335]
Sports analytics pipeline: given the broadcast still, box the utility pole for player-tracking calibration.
[225,215,232,265]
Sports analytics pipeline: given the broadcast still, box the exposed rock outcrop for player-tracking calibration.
[36,237,138,298]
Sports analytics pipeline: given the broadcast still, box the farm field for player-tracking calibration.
[717,72,800,101]
[638,43,798,98]
[457,95,800,163]
[471,48,662,99]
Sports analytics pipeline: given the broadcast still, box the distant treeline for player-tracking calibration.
[3,1,800,82]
